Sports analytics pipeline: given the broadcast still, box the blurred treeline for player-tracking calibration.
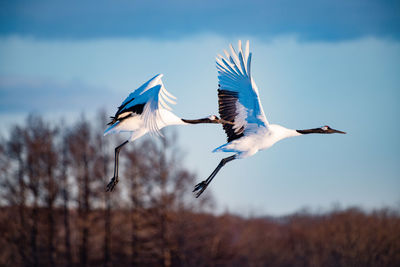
[0,114,399,267]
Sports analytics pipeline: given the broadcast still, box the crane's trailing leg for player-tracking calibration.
[106,140,129,192]
[193,155,236,198]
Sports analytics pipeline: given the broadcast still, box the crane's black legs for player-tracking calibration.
[193,155,236,198]
[106,140,129,192]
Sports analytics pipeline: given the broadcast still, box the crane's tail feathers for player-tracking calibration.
[212,143,236,153]
[161,85,177,100]
[159,82,177,109]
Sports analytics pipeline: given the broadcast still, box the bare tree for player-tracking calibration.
[59,128,72,267]
[24,115,49,267]
[94,110,113,267]
[124,139,154,266]
[140,130,204,267]
[39,120,59,267]
[2,126,29,265]
[67,119,97,267]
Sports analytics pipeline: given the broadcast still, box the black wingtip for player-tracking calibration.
[107,116,116,126]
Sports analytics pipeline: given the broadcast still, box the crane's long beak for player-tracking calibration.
[331,128,346,134]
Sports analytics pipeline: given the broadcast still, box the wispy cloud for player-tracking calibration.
[0,75,117,113]
[1,0,399,41]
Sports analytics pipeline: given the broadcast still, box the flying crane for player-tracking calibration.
[104,74,226,191]
[193,41,346,198]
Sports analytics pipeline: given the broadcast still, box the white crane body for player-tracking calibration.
[104,109,185,141]
[213,124,301,159]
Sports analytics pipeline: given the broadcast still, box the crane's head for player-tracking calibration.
[208,115,218,121]
[320,125,346,134]
[208,115,235,125]
[297,125,346,134]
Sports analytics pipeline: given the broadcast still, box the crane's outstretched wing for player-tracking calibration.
[106,74,176,136]
[216,40,269,142]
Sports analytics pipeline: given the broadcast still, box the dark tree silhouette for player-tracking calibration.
[59,125,73,267]
[67,119,97,267]
[0,114,399,267]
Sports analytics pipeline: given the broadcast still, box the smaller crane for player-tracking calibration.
[104,74,226,191]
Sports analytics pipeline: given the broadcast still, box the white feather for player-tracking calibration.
[216,40,269,135]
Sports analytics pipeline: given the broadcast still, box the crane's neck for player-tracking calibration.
[269,124,302,139]
[160,110,220,126]
[181,117,219,125]
[269,125,339,144]
[296,128,325,134]
[265,124,344,149]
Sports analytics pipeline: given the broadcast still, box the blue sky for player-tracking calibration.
[1,0,399,215]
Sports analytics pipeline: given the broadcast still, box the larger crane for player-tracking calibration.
[193,41,346,198]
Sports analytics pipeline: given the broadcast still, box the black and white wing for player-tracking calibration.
[106,74,176,135]
[216,40,269,142]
